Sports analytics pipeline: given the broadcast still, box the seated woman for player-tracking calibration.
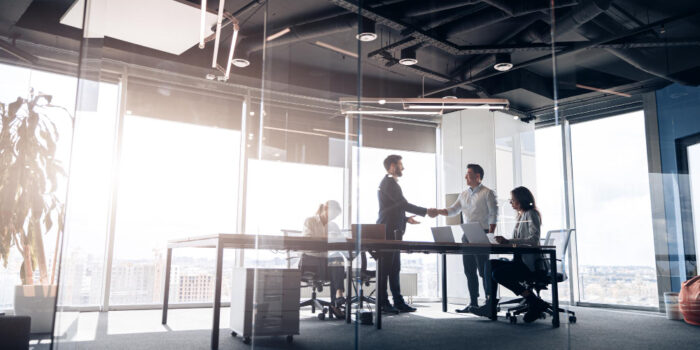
[473,186,548,322]
[301,200,346,316]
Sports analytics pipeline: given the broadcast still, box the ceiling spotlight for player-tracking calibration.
[442,95,457,100]
[387,127,393,132]
[493,53,513,71]
[378,99,386,105]
[232,58,250,67]
[356,18,377,42]
[513,115,519,120]
[399,47,418,66]
[205,73,216,80]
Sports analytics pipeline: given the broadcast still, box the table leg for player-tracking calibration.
[161,248,172,324]
[442,253,447,312]
[489,258,497,321]
[211,240,224,349]
[346,253,352,323]
[550,251,560,328]
[375,254,382,330]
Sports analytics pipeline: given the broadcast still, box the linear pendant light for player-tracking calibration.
[225,24,239,80]
[199,0,207,49]
[212,0,225,68]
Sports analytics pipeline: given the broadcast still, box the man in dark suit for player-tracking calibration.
[377,154,437,313]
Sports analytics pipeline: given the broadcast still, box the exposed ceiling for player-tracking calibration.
[2,0,700,120]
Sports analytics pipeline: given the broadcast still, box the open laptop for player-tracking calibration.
[460,223,497,244]
[431,226,456,243]
[351,224,386,241]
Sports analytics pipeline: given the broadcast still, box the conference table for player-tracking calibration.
[160,234,559,349]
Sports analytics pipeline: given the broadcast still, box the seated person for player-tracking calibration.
[473,186,549,323]
[301,200,346,313]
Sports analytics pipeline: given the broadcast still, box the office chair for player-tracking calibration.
[349,252,377,308]
[499,229,577,324]
[298,254,346,320]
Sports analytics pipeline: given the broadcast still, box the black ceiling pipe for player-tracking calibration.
[437,6,508,38]
[235,13,357,61]
[395,0,481,18]
[482,0,578,17]
[576,18,695,85]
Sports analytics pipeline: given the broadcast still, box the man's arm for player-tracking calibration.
[487,190,498,233]
[438,193,462,216]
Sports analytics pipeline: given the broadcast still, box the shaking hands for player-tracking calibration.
[427,208,438,218]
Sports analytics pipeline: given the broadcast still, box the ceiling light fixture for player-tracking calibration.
[399,47,418,66]
[406,104,505,110]
[267,27,291,42]
[312,128,358,137]
[493,53,513,72]
[232,58,250,67]
[199,0,207,49]
[264,126,328,137]
[356,18,377,42]
[224,23,240,80]
[339,97,510,115]
[314,41,358,58]
[343,110,442,115]
[387,127,393,132]
[211,0,225,69]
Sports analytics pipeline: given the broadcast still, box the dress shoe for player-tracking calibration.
[381,304,400,314]
[523,296,548,323]
[455,303,479,313]
[395,303,417,313]
[471,303,494,318]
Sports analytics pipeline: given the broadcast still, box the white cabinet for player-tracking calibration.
[230,268,300,341]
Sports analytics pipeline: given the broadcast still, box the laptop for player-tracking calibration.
[460,223,497,244]
[431,226,456,243]
[351,224,386,241]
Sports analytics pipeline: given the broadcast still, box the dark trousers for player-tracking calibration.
[328,257,345,294]
[490,259,533,296]
[378,251,404,306]
[462,254,491,305]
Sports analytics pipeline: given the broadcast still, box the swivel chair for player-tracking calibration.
[499,229,577,324]
[298,254,336,320]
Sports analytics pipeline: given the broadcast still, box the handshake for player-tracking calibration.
[427,208,441,218]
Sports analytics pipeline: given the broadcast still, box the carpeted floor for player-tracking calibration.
[33,302,699,350]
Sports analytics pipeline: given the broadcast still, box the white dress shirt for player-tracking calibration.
[302,214,344,261]
[446,183,498,231]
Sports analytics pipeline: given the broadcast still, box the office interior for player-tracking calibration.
[1,0,700,349]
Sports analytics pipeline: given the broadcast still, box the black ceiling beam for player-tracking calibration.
[328,0,463,55]
[438,39,700,55]
[425,10,700,96]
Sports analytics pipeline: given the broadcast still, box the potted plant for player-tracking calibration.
[0,89,72,334]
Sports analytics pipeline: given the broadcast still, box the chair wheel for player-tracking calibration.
[569,315,576,323]
[286,335,294,343]
[243,337,251,344]
[231,331,237,337]
[318,312,326,320]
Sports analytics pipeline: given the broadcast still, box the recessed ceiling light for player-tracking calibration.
[356,32,377,42]
[387,127,393,132]
[232,58,250,68]
[513,115,519,120]
[399,47,418,66]
[493,53,513,71]
[249,111,255,116]
[205,73,216,80]
[378,99,386,105]
[494,62,513,71]
[356,18,377,42]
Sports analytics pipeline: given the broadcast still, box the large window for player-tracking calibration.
[571,111,657,307]
[109,116,240,305]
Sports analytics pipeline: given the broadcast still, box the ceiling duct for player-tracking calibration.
[482,0,578,17]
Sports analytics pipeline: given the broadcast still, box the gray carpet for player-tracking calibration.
[33,303,699,350]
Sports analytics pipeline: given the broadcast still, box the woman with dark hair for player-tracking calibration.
[473,186,548,322]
